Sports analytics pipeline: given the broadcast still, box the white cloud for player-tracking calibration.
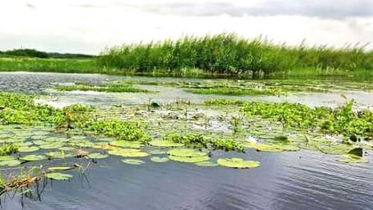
[0,0,372,54]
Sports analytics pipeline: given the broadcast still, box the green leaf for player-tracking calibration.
[47,166,72,172]
[45,172,73,180]
[108,148,149,157]
[149,140,184,147]
[18,146,39,153]
[0,160,21,167]
[217,158,260,169]
[122,159,145,165]
[87,153,109,159]
[109,141,143,149]
[20,154,47,162]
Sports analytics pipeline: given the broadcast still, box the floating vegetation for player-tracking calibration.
[0,159,21,167]
[243,142,299,152]
[337,154,368,164]
[148,140,184,147]
[186,87,283,96]
[20,154,47,162]
[148,150,166,155]
[108,148,149,157]
[195,161,219,167]
[167,149,210,163]
[45,172,73,181]
[217,158,260,169]
[18,146,40,153]
[0,143,19,156]
[109,140,143,149]
[87,153,109,159]
[47,166,73,172]
[150,156,169,163]
[46,151,74,159]
[122,159,145,165]
[55,83,153,93]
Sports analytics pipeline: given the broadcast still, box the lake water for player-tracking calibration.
[1,72,373,210]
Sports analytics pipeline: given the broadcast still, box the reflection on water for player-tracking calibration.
[1,72,373,210]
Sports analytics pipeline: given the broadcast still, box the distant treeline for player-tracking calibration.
[97,33,373,75]
[0,49,94,59]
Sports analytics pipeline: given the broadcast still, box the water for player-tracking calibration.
[1,72,373,210]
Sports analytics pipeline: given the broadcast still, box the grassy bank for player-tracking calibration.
[98,33,373,76]
[1,33,373,78]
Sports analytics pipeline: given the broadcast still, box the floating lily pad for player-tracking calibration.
[45,172,73,181]
[58,146,75,151]
[46,152,74,159]
[217,158,260,169]
[33,140,50,145]
[18,146,39,153]
[0,156,15,161]
[96,137,116,142]
[148,150,166,155]
[0,160,21,167]
[169,155,210,163]
[195,161,219,167]
[17,141,33,147]
[47,166,72,172]
[167,149,207,157]
[150,156,169,163]
[316,144,354,155]
[196,161,219,167]
[108,149,149,157]
[20,154,47,162]
[40,143,65,150]
[337,154,368,164]
[109,141,143,149]
[87,153,109,159]
[149,140,184,147]
[243,142,299,152]
[122,159,145,165]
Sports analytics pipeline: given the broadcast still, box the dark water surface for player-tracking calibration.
[1,72,373,210]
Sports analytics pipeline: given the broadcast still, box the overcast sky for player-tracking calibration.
[0,0,372,54]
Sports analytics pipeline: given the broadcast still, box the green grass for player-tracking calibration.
[185,87,283,96]
[98,33,373,76]
[0,57,108,74]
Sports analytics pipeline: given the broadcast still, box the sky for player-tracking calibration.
[0,0,372,54]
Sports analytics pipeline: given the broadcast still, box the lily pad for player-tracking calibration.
[243,142,299,152]
[316,144,354,155]
[109,141,143,149]
[17,141,33,147]
[148,150,166,155]
[167,149,207,157]
[46,152,74,159]
[108,149,149,157]
[150,156,169,163]
[58,146,76,151]
[195,161,219,167]
[217,158,260,169]
[18,146,39,153]
[0,160,21,167]
[337,154,368,164]
[149,140,184,147]
[45,172,73,181]
[47,166,72,172]
[40,143,65,150]
[169,155,210,163]
[20,154,47,162]
[0,156,15,161]
[122,159,145,165]
[87,153,109,159]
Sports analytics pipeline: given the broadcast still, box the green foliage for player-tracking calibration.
[168,133,245,152]
[98,33,373,76]
[83,120,149,142]
[217,158,260,169]
[0,143,19,156]
[241,100,373,136]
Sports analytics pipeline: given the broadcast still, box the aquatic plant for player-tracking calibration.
[217,158,260,169]
[108,148,149,157]
[150,156,169,163]
[148,140,184,147]
[98,33,373,76]
[121,159,145,165]
[45,172,73,181]
[0,143,19,156]
[56,83,152,93]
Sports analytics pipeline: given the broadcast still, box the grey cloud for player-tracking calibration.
[133,0,373,18]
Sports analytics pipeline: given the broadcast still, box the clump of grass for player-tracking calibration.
[98,33,373,76]
[56,83,153,93]
[204,99,247,106]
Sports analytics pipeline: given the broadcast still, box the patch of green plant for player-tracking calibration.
[0,143,19,156]
[217,158,260,169]
[122,159,145,165]
[108,148,149,157]
[167,133,245,152]
[45,172,73,181]
[185,87,283,96]
[150,156,169,163]
[204,99,247,106]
